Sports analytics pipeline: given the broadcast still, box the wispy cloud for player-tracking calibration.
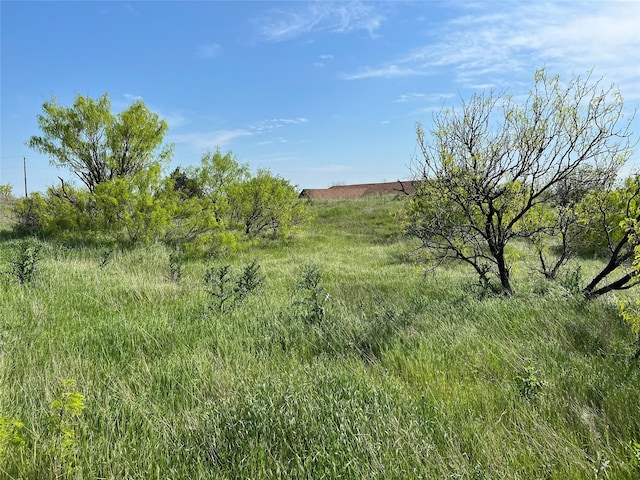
[123,93,143,102]
[171,129,253,151]
[314,53,335,68]
[255,1,384,41]
[395,92,454,104]
[124,4,139,16]
[339,65,422,80]
[342,1,640,96]
[394,93,425,103]
[250,117,308,134]
[173,117,308,152]
[196,43,222,59]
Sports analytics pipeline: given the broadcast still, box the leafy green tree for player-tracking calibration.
[406,69,633,295]
[14,186,92,237]
[163,150,249,253]
[28,93,172,192]
[0,184,12,199]
[169,167,203,199]
[18,93,175,245]
[91,164,174,245]
[521,166,615,280]
[581,176,640,298]
[229,169,309,238]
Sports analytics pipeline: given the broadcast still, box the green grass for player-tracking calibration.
[1,195,639,479]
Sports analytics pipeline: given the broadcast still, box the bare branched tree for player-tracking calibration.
[406,69,634,296]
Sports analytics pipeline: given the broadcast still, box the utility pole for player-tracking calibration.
[23,157,28,197]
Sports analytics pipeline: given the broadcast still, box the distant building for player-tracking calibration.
[299,180,417,199]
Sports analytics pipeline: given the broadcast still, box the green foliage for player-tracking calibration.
[168,248,184,283]
[515,365,548,400]
[9,238,42,285]
[293,264,330,325]
[229,169,309,239]
[0,416,25,457]
[406,68,633,296]
[162,149,247,253]
[169,167,203,199]
[91,164,173,245]
[582,177,640,298]
[13,193,47,232]
[618,299,640,360]
[560,265,584,295]
[576,178,639,258]
[28,93,172,192]
[48,379,86,478]
[204,260,265,313]
[0,183,13,199]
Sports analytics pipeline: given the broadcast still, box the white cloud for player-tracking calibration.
[395,92,425,103]
[124,4,139,16]
[340,65,422,80]
[314,53,335,68]
[172,117,308,151]
[123,93,143,102]
[196,43,222,59]
[171,129,253,151]
[250,117,308,133]
[341,1,640,96]
[255,2,384,41]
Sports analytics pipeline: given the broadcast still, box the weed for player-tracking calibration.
[205,260,264,313]
[631,441,640,469]
[591,452,611,480]
[49,379,86,478]
[10,238,41,285]
[466,263,500,299]
[516,365,548,400]
[561,265,584,295]
[0,415,25,457]
[618,299,640,361]
[168,248,184,283]
[293,264,330,325]
[235,259,264,301]
[99,248,114,268]
[205,264,233,312]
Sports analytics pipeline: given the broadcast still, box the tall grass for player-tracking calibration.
[1,195,639,478]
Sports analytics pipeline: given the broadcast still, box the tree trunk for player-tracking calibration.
[495,249,513,296]
[583,231,632,298]
[584,272,634,299]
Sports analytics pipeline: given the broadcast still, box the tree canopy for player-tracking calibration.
[28,93,173,192]
[405,69,635,296]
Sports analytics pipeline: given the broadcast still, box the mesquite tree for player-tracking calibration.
[406,69,633,296]
[28,93,172,192]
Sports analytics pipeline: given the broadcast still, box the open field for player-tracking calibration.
[1,195,639,479]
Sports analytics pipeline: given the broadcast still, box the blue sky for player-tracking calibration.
[1,1,639,195]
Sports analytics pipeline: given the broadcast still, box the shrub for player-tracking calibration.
[9,239,42,285]
[293,264,330,326]
[204,260,265,313]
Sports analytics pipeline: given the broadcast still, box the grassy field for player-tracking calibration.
[1,195,639,479]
